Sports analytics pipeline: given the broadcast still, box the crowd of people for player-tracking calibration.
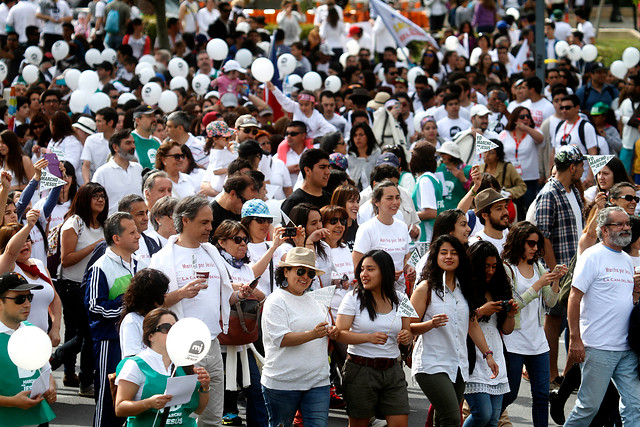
[0,0,639,426]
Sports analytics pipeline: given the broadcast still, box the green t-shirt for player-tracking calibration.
[132,131,160,170]
[436,163,472,211]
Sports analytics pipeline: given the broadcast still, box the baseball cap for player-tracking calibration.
[376,152,400,168]
[235,114,259,128]
[470,104,490,117]
[348,26,362,38]
[588,62,606,73]
[554,144,585,165]
[202,111,221,128]
[241,199,275,218]
[72,116,97,135]
[329,152,348,171]
[552,9,564,20]
[206,121,234,138]
[205,90,220,100]
[222,59,247,73]
[133,105,161,118]
[259,107,274,117]
[238,140,266,158]
[0,272,43,295]
[590,102,610,116]
[220,93,239,108]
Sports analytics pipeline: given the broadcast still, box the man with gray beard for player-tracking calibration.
[92,129,144,214]
[565,206,640,426]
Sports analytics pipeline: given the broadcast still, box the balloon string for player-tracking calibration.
[151,364,177,427]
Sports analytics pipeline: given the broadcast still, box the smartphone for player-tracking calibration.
[552,265,562,274]
[55,77,66,87]
[283,227,297,237]
[248,277,260,289]
[43,153,62,177]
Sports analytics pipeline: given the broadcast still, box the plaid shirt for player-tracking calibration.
[534,178,583,266]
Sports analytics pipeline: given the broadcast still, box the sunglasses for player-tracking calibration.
[614,195,640,203]
[253,217,273,224]
[286,131,302,137]
[242,128,259,135]
[293,267,316,279]
[230,235,249,244]
[329,217,347,225]
[155,323,173,334]
[519,114,532,120]
[167,153,186,160]
[425,52,435,58]
[525,239,539,249]
[559,105,575,111]
[1,294,34,305]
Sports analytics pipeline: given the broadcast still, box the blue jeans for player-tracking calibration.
[246,352,268,427]
[502,351,550,427]
[565,347,640,426]
[463,393,503,427]
[261,385,330,427]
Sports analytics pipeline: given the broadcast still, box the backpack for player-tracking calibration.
[47,218,83,280]
[105,8,120,34]
[558,253,578,307]
[554,119,598,154]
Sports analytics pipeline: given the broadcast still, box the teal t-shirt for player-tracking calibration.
[132,131,160,170]
[436,163,471,211]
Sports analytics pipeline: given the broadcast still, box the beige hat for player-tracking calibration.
[367,91,391,111]
[474,188,510,215]
[279,247,325,275]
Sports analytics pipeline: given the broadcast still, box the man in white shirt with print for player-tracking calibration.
[437,93,472,141]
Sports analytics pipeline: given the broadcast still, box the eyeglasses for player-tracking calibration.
[605,221,632,229]
[44,99,59,104]
[230,235,249,244]
[92,193,106,200]
[242,128,258,135]
[329,217,347,225]
[614,195,640,203]
[0,294,34,305]
[389,71,398,76]
[559,105,575,111]
[519,114,532,120]
[154,323,173,334]
[166,153,186,160]
[253,217,273,224]
[238,194,247,204]
[286,131,302,137]
[293,267,316,279]
[525,239,539,249]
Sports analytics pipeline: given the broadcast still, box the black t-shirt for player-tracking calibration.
[281,189,332,216]
[343,220,358,251]
[210,200,240,241]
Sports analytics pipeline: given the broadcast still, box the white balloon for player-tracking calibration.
[170,76,189,91]
[324,75,341,93]
[339,52,350,69]
[101,48,117,64]
[397,47,410,62]
[506,7,520,20]
[192,74,211,95]
[377,67,385,82]
[135,61,153,75]
[142,82,162,105]
[302,71,322,91]
[158,90,179,113]
[166,318,212,366]
[555,40,569,57]
[610,60,629,80]
[568,45,582,61]
[277,53,296,76]
[581,44,598,63]
[24,46,42,65]
[137,67,155,85]
[22,64,39,84]
[427,77,437,91]
[407,66,426,86]
[207,38,229,61]
[51,41,69,61]
[8,326,52,371]
[118,92,137,105]
[88,91,111,113]
[258,41,271,54]
[286,74,302,86]
[85,48,102,67]
[139,54,156,64]
[168,58,189,78]
[0,62,7,82]
[65,69,81,90]
[413,110,430,130]
[445,36,459,52]
[78,70,99,93]
[346,39,360,56]
[622,47,640,68]
[251,57,274,83]
[69,90,90,113]
[235,48,253,68]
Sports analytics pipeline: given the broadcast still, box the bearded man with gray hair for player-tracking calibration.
[565,206,640,425]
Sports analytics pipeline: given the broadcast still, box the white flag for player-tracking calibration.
[398,294,419,318]
[510,39,529,74]
[476,133,499,155]
[585,154,615,176]
[369,0,433,47]
[280,210,294,227]
[407,248,421,268]
[308,286,336,307]
[40,169,67,192]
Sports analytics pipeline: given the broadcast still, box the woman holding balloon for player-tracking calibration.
[115,308,211,426]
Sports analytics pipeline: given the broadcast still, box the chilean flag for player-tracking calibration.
[265,33,284,121]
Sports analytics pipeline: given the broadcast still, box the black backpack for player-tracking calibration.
[554,119,598,154]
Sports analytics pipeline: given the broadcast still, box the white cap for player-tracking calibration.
[470,104,491,117]
[223,59,247,73]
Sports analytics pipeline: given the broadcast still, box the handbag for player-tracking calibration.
[218,298,264,346]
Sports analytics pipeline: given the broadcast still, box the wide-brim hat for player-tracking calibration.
[436,141,462,160]
[279,247,325,275]
[474,188,510,214]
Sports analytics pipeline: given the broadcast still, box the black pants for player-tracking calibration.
[53,279,94,388]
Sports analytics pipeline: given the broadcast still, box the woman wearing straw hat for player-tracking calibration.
[261,247,338,427]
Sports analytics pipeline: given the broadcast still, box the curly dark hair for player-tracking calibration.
[421,235,475,314]
[501,221,545,265]
[122,269,170,318]
[212,219,251,264]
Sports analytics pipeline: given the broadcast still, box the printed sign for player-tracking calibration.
[476,134,499,154]
[39,170,67,192]
[397,294,419,318]
[308,285,336,307]
[585,154,615,176]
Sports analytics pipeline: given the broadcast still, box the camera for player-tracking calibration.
[283,227,297,237]
[499,300,511,312]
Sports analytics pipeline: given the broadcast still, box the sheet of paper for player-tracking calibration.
[265,184,279,200]
[164,374,198,408]
[30,367,51,398]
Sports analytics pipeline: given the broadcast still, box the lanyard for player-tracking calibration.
[563,118,580,142]
[512,131,525,161]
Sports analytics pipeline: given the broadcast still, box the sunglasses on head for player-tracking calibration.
[253,217,273,224]
[525,239,539,249]
[230,235,249,244]
[155,323,173,334]
[559,105,575,110]
[242,128,258,135]
[286,131,302,136]
[329,217,347,225]
[614,195,640,203]
[1,294,34,305]
[293,267,316,279]
[167,153,186,160]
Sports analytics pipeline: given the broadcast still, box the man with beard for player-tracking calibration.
[131,105,161,169]
[92,130,143,214]
[534,144,585,386]
[471,188,511,252]
[564,206,640,426]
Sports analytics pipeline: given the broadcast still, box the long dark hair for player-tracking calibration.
[422,235,475,313]
[506,106,533,131]
[354,250,399,321]
[348,122,377,156]
[432,209,467,242]
[501,221,545,265]
[327,6,339,27]
[599,157,632,185]
[289,203,327,260]
[50,111,75,142]
[61,161,79,203]
[64,182,109,227]
[0,130,28,185]
[468,241,512,327]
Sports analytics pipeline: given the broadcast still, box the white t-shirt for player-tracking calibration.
[329,245,354,314]
[572,243,635,351]
[285,148,304,186]
[204,148,237,193]
[502,265,550,355]
[414,172,443,243]
[268,157,292,200]
[171,172,197,200]
[60,216,104,282]
[119,312,145,358]
[578,21,595,43]
[47,135,84,185]
[553,118,598,153]
[116,348,173,401]
[567,190,583,240]
[522,98,555,129]
[338,290,404,358]
[197,6,219,34]
[247,242,279,297]
[81,132,110,180]
[173,245,222,339]
[500,130,540,181]
[471,229,507,253]
[38,0,72,35]
[92,159,144,214]
[7,1,38,43]
[437,117,472,140]
[14,259,54,332]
